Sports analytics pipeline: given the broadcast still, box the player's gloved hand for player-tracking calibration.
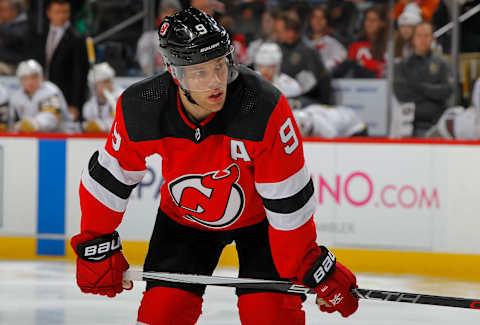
[16,118,38,133]
[298,246,358,317]
[70,231,132,297]
[83,119,104,133]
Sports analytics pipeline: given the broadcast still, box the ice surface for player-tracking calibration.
[0,261,479,324]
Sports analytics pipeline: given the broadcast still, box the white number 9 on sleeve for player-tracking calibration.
[279,117,299,154]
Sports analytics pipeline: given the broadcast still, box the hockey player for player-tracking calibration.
[82,62,123,133]
[425,106,480,140]
[254,42,303,99]
[70,8,358,325]
[294,104,368,138]
[254,42,367,138]
[9,59,76,133]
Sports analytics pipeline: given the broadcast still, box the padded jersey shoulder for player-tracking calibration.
[120,71,178,142]
[221,65,283,141]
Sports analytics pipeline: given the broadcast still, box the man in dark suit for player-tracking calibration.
[36,0,89,121]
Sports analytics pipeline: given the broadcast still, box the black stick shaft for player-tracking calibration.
[132,271,480,310]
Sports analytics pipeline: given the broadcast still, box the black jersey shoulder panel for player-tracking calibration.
[120,66,282,143]
[120,72,182,142]
[218,65,282,141]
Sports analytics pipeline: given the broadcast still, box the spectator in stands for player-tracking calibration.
[393,21,454,137]
[219,14,250,65]
[394,3,422,60]
[136,0,182,76]
[8,59,78,133]
[306,5,347,72]
[460,0,480,52]
[82,62,122,134]
[245,9,277,66]
[326,0,360,47]
[274,11,332,104]
[35,0,89,122]
[254,42,302,99]
[191,0,214,17]
[0,0,31,75]
[0,83,8,130]
[347,4,388,78]
[394,0,440,22]
[233,1,262,45]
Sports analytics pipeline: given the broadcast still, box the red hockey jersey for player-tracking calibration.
[79,66,319,278]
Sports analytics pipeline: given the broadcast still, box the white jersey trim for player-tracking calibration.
[97,147,146,186]
[81,168,128,213]
[255,164,310,200]
[265,195,316,231]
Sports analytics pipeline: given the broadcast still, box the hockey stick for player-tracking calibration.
[124,270,480,310]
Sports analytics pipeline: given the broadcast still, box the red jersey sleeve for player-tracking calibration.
[79,95,148,236]
[254,95,319,279]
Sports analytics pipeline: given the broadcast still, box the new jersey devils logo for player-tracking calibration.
[159,22,169,36]
[168,164,245,228]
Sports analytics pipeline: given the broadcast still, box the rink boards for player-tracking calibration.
[0,135,480,281]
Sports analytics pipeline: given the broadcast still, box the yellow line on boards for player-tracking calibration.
[1,238,479,282]
[0,237,37,259]
[333,248,480,282]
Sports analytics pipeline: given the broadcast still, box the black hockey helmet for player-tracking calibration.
[158,7,233,67]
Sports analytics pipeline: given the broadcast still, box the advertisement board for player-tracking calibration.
[0,145,3,228]
[2,136,480,278]
[0,137,37,236]
[304,143,448,251]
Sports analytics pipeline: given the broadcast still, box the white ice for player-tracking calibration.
[0,260,479,324]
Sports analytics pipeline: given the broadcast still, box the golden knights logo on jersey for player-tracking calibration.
[168,164,245,228]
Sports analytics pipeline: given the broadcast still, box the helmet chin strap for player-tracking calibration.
[168,65,198,106]
[181,86,198,106]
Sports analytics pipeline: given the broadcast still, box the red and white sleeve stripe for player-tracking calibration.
[79,96,147,235]
[254,95,319,278]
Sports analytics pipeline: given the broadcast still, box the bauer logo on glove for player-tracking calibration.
[76,231,122,262]
[303,246,337,288]
[312,250,335,284]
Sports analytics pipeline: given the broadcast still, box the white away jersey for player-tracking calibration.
[9,81,70,132]
[82,87,123,132]
[272,73,303,99]
[294,104,365,138]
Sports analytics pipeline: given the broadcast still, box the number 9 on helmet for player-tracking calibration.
[157,7,238,92]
